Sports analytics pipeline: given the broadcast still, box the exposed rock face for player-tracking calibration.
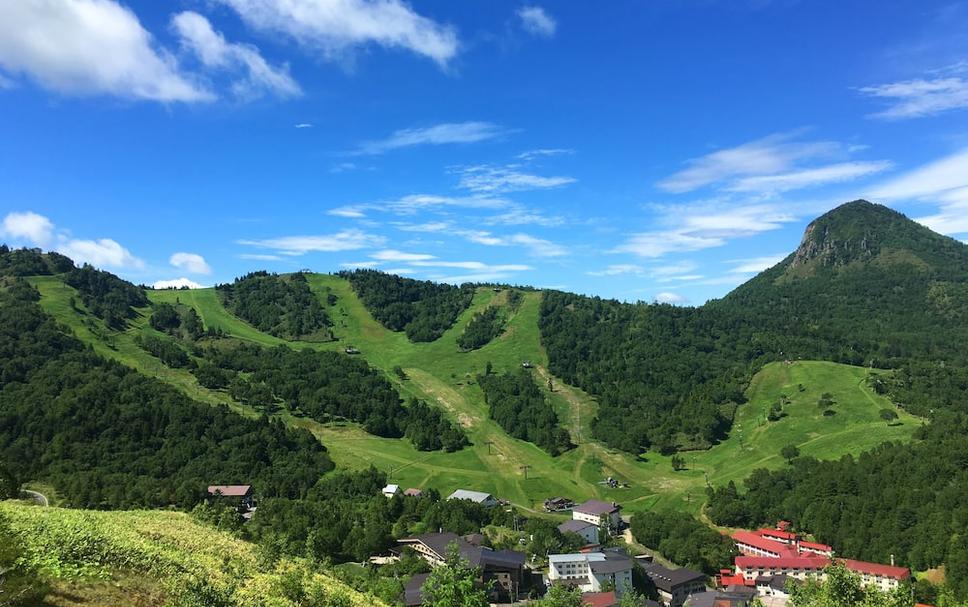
[790,220,875,268]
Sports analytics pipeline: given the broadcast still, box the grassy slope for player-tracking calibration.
[0,501,380,607]
[33,273,918,517]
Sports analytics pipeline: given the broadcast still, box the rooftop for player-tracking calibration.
[574,499,620,516]
[558,519,597,534]
[447,489,495,503]
[642,561,706,592]
[207,485,251,497]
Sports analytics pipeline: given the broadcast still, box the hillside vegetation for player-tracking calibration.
[540,201,968,454]
[341,270,475,342]
[0,501,381,607]
[217,271,331,340]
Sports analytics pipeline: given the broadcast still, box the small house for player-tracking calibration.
[573,499,622,530]
[447,489,499,508]
[382,484,402,498]
[207,485,254,510]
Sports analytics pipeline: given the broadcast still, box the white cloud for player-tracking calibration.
[214,0,459,66]
[328,205,368,217]
[370,249,435,262]
[0,0,211,102]
[587,264,645,277]
[58,238,144,269]
[455,164,576,193]
[726,161,893,194]
[355,122,508,155]
[507,233,567,257]
[871,147,968,235]
[657,132,841,193]
[411,260,531,272]
[394,221,452,232]
[329,162,358,174]
[1,211,54,246]
[650,260,699,277]
[169,251,212,274]
[859,76,968,120]
[153,277,205,289]
[382,267,415,275]
[654,292,687,305]
[338,260,380,268]
[517,6,556,37]
[295,123,313,128]
[614,202,797,258]
[728,254,787,274]
[239,253,284,261]
[484,208,563,227]
[517,148,573,161]
[172,11,300,100]
[238,229,385,255]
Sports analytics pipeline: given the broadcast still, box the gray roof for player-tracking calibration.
[641,562,706,593]
[685,590,754,607]
[405,573,430,606]
[574,499,620,516]
[559,519,597,534]
[447,489,495,503]
[400,532,524,571]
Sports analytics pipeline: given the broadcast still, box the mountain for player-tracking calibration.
[541,200,968,452]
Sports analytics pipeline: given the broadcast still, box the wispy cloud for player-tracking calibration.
[859,68,968,120]
[517,148,573,161]
[517,6,557,38]
[213,0,459,67]
[238,229,386,255]
[586,264,646,277]
[657,130,871,194]
[725,160,893,194]
[455,163,576,193]
[294,123,313,129]
[329,162,358,174]
[370,249,436,262]
[239,253,284,261]
[353,122,510,155]
[614,202,797,258]
[872,147,968,234]
[727,254,787,274]
[172,11,300,100]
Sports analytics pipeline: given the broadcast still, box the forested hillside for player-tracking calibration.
[540,201,968,453]
[0,275,332,509]
[216,271,331,339]
[341,270,475,342]
[478,369,572,455]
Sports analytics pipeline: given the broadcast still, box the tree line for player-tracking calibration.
[341,270,475,342]
[477,369,572,455]
[216,271,332,340]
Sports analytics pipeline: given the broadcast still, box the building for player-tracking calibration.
[641,562,707,607]
[404,488,423,497]
[545,496,576,512]
[582,591,619,607]
[397,532,526,602]
[754,574,795,599]
[558,519,600,545]
[548,550,634,597]
[572,499,622,530]
[382,484,402,498]
[207,485,254,509]
[447,489,499,508]
[685,588,757,607]
[730,529,910,591]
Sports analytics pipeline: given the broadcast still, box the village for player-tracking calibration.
[207,483,915,607]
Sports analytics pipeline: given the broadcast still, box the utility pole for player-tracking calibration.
[520,465,532,480]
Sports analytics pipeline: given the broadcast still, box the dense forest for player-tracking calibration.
[341,270,475,342]
[216,271,331,339]
[0,277,333,509]
[457,305,505,351]
[198,341,468,451]
[540,201,968,453]
[630,510,737,575]
[64,264,149,329]
[477,369,572,455]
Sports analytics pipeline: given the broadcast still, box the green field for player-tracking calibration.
[33,273,919,517]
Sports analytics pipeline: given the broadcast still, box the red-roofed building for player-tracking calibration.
[732,531,798,558]
[839,559,911,592]
[718,569,753,588]
[757,528,798,544]
[207,485,254,509]
[799,541,833,557]
[582,591,618,607]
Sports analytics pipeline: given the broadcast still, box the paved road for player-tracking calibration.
[21,489,48,507]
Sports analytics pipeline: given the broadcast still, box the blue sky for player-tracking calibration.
[2,0,968,303]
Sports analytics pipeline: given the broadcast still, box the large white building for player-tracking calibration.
[447,489,499,508]
[547,550,634,596]
[572,499,622,530]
